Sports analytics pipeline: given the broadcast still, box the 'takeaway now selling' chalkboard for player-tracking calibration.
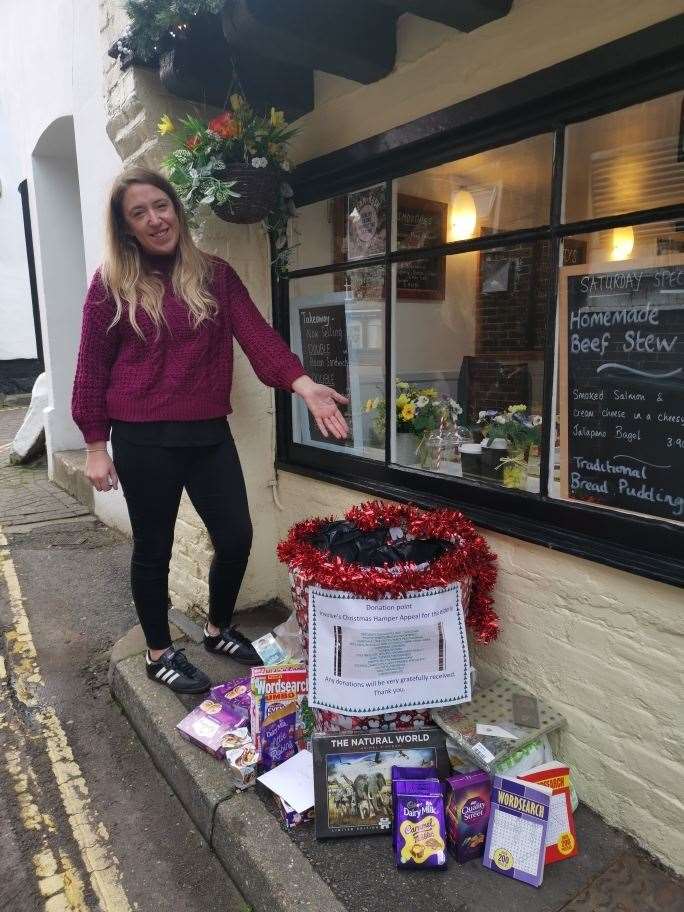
[560,258,683,522]
[298,303,354,447]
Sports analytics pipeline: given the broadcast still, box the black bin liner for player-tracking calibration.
[306,520,452,568]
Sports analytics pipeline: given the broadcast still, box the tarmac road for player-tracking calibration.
[0,408,247,912]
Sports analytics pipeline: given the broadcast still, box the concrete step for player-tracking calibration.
[53,449,94,512]
[108,609,682,912]
[108,604,344,912]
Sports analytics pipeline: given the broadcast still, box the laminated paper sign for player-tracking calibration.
[308,584,470,715]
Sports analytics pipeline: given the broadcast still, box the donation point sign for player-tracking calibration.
[307,584,471,715]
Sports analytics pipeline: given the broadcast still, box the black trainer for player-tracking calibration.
[145,647,211,694]
[203,624,263,666]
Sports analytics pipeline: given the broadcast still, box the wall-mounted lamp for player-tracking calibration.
[610,225,634,261]
[449,189,477,241]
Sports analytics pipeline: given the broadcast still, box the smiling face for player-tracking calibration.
[121,183,180,256]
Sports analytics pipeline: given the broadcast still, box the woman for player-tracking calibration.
[72,166,348,694]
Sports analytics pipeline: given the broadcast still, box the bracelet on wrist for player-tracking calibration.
[87,448,107,454]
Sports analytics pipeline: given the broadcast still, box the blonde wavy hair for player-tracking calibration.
[102,167,217,338]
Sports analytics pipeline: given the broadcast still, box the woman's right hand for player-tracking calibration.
[85,447,119,492]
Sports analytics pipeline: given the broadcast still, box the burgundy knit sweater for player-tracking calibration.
[71,255,306,443]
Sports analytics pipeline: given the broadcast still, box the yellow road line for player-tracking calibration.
[0,527,132,912]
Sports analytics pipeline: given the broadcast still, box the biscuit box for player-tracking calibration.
[394,779,448,869]
[445,770,491,862]
[210,678,251,720]
[275,795,315,829]
[176,700,249,760]
[250,665,312,754]
[224,729,258,789]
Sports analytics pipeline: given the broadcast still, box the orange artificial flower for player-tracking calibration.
[185,134,201,150]
[208,112,238,140]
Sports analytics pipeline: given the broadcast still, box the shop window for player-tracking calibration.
[390,244,548,492]
[280,81,684,579]
[395,134,554,247]
[293,186,387,271]
[563,91,684,224]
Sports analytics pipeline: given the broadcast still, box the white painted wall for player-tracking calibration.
[0,116,36,360]
[0,0,127,527]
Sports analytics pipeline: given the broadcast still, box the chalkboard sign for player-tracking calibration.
[297,303,354,447]
[396,194,447,300]
[559,257,684,523]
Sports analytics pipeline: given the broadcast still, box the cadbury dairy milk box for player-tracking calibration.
[393,779,447,869]
[445,770,491,862]
[259,703,298,771]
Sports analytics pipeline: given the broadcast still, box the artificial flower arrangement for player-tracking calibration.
[476,404,542,454]
[158,95,298,270]
[366,380,463,440]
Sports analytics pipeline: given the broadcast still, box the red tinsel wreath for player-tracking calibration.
[277,500,499,644]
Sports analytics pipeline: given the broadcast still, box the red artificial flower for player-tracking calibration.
[208,112,238,140]
[185,134,201,150]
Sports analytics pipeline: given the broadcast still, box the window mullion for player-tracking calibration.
[539,127,566,497]
[384,180,393,466]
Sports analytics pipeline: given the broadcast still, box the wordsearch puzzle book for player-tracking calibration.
[519,762,578,864]
[483,774,552,888]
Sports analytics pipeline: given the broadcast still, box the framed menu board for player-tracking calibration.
[559,256,684,523]
[396,193,447,300]
[290,296,364,454]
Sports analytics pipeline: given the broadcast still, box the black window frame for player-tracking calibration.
[273,15,684,588]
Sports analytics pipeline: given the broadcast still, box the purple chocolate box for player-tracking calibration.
[394,779,447,869]
[446,770,491,862]
[260,703,297,771]
[209,679,251,720]
[176,699,248,759]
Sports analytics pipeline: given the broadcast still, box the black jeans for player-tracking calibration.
[112,432,253,650]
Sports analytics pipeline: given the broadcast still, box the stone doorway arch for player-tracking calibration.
[31,115,87,470]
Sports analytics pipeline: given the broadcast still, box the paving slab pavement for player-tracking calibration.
[0,406,90,529]
[109,615,683,912]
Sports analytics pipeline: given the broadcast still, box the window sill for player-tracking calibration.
[276,455,684,588]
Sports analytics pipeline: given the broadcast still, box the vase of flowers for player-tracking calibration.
[365,380,463,466]
[158,96,298,268]
[476,405,542,489]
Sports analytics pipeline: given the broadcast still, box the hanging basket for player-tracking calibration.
[211,162,280,224]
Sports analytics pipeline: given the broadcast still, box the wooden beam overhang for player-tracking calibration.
[110,0,515,115]
[377,0,513,32]
[222,0,400,85]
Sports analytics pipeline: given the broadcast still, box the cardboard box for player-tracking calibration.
[445,769,491,862]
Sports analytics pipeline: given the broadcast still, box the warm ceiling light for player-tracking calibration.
[449,189,477,241]
[610,225,634,261]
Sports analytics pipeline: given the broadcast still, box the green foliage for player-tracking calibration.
[159,102,298,272]
[477,406,542,451]
[124,1,226,62]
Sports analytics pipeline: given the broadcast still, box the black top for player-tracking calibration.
[111,418,230,447]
